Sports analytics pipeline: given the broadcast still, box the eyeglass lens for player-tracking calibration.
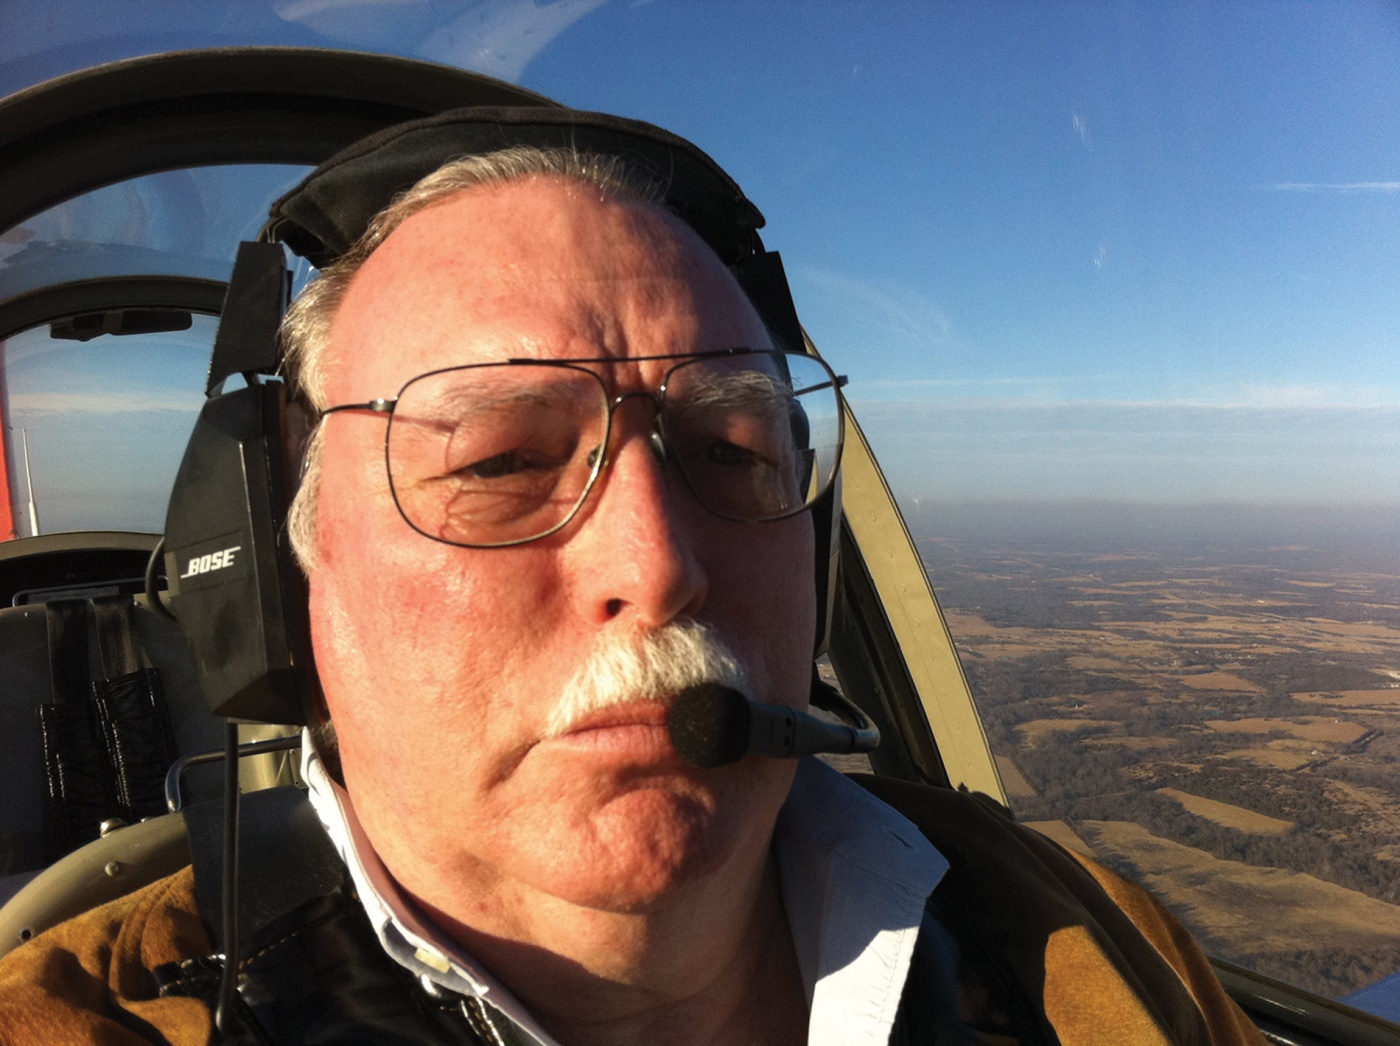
[384,352,842,547]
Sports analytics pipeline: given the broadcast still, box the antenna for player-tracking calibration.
[21,428,39,537]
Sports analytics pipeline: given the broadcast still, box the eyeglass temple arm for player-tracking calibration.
[321,398,396,416]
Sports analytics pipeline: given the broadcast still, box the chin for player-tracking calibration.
[519,784,744,913]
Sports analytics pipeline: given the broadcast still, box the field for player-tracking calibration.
[1155,788,1293,835]
[917,524,1400,998]
[1296,689,1400,708]
[1083,820,1400,960]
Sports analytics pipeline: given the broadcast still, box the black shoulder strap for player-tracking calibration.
[38,600,111,858]
[92,595,144,678]
[38,594,179,859]
[90,596,176,823]
[44,599,90,704]
[174,786,503,1043]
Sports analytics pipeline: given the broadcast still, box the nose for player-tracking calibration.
[610,389,667,460]
[565,402,708,630]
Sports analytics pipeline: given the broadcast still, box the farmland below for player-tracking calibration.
[916,510,1400,999]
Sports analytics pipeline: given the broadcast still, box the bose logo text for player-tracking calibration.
[181,546,242,579]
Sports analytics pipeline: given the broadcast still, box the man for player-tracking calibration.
[0,124,1264,1045]
[289,149,826,1044]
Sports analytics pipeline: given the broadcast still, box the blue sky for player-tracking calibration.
[3,0,1399,516]
[524,3,1400,508]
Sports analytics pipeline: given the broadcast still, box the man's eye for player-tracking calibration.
[704,441,759,467]
[456,450,539,480]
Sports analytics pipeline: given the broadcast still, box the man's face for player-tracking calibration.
[309,177,816,922]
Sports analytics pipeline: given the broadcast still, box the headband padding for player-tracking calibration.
[267,107,767,270]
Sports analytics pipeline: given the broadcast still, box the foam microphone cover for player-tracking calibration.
[668,684,751,768]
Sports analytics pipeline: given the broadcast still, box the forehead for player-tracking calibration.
[324,177,770,398]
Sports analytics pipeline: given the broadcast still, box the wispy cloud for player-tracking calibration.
[856,375,1119,392]
[278,0,611,82]
[799,268,954,350]
[9,391,199,414]
[419,0,610,81]
[848,381,1400,412]
[1266,181,1400,194]
[1232,384,1384,409]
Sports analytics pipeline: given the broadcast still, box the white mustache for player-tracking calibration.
[545,621,752,739]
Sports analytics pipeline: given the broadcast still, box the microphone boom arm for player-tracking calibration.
[668,676,880,768]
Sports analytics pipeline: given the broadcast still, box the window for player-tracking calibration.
[1,316,212,537]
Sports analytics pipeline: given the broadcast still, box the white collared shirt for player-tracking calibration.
[304,740,947,1045]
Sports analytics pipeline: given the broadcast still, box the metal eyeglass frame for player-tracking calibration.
[320,348,848,549]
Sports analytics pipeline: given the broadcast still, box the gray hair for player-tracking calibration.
[282,147,662,569]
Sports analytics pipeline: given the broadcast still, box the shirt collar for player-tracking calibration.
[775,758,948,1045]
[304,735,946,1046]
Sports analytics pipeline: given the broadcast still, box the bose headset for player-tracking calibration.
[162,105,854,732]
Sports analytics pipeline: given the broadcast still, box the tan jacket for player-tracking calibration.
[0,785,1266,1045]
[0,867,212,1045]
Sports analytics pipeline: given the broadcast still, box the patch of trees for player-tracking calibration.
[1009,731,1142,817]
[1008,734,1400,905]
[963,652,1224,748]
[962,653,1134,706]
[1330,760,1400,793]
[958,654,1142,753]
[1229,945,1400,1000]
[1235,654,1393,695]
[1172,903,1400,996]
[1146,762,1330,823]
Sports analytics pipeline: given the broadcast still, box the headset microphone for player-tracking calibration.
[668,682,879,768]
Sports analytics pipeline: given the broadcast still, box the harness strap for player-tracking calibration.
[174,787,500,1043]
[93,595,143,678]
[43,599,90,705]
[37,598,177,858]
[38,601,111,858]
[91,597,175,824]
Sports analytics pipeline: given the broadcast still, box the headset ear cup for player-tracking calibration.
[810,467,841,658]
[163,241,314,724]
[164,382,313,723]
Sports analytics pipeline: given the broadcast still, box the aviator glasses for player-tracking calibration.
[321,349,846,548]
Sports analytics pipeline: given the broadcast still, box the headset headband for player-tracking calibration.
[268,107,765,269]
